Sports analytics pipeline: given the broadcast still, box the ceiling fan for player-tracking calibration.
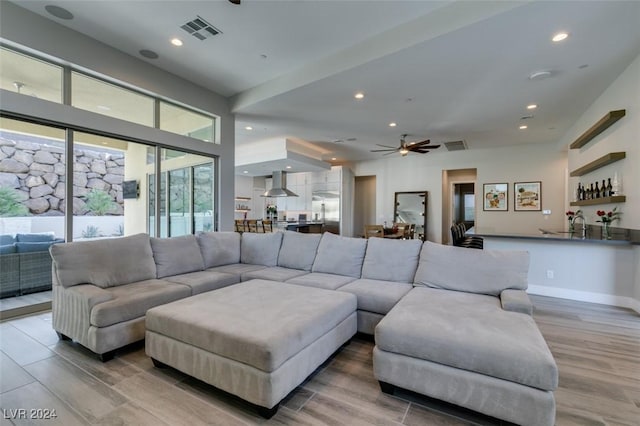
[371,134,441,157]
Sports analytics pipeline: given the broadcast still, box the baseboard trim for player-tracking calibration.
[528,285,640,313]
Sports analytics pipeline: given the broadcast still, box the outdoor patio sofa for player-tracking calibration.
[0,232,64,298]
[50,231,557,426]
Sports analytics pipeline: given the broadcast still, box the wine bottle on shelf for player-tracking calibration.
[595,181,600,198]
[601,179,607,198]
[606,178,613,198]
[612,172,621,196]
[590,183,595,200]
[576,183,582,201]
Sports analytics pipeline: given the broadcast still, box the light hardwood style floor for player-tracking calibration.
[0,295,638,425]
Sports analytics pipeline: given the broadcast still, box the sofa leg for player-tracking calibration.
[257,403,279,419]
[151,358,169,369]
[98,350,116,362]
[379,381,395,395]
[56,332,71,341]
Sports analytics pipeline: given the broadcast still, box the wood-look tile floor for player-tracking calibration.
[0,295,638,425]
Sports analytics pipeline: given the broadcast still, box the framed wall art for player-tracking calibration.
[483,183,508,211]
[514,181,541,211]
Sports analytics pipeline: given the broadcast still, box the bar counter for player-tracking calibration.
[467,226,640,245]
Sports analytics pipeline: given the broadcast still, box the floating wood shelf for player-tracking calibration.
[235,209,251,212]
[570,195,626,206]
[570,152,626,177]
[569,109,626,149]
[234,197,251,200]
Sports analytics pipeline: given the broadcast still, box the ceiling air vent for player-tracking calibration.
[181,16,221,41]
[444,140,468,151]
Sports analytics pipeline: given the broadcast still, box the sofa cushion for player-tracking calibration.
[242,266,309,282]
[277,231,321,271]
[286,272,356,290]
[15,241,54,253]
[338,278,413,315]
[163,271,239,295]
[361,237,422,283]
[151,235,205,278]
[16,232,54,242]
[240,232,283,266]
[0,244,16,254]
[413,241,529,296]
[0,234,16,245]
[50,233,157,289]
[90,279,191,327]
[312,232,367,278]
[197,231,241,268]
[376,287,558,391]
[207,263,268,280]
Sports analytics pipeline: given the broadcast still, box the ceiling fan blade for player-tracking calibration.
[370,148,397,152]
[411,139,432,147]
[375,144,397,148]
[229,0,241,4]
[383,151,398,156]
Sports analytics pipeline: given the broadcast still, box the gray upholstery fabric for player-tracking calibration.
[241,266,308,282]
[150,235,205,278]
[501,289,534,315]
[338,278,413,315]
[163,271,239,295]
[207,263,267,280]
[361,238,422,283]
[197,232,241,268]
[376,287,558,391]
[286,272,356,290]
[373,347,556,426]
[146,312,356,409]
[356,310,384,335]
[90,279,191,327]
[240,232,283,266]
[277,231,322,271]
[146,280,357,372]
[414,241,529,296]
[50,233,156,288]
[312,232,367,278]
[88,317,146,355]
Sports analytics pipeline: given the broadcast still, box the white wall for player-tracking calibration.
[355,144,567,243]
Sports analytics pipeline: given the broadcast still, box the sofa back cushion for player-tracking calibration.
[197,232,241,268]
[0,244,16,254]
[241,232,283,266]
[0,234,16,245]
[362,237,422,283]
[50,233,157,288]
[151,235,205,278]
[413,241,529,296]
[312,232,367,278]
[16,232,54,242]
[278,231,321,271]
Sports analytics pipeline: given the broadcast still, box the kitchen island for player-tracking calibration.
[274,221,325,234]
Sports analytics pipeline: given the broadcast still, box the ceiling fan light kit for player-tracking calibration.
[371,134,440,157]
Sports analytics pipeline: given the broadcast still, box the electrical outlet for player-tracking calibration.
[542,210,551,215]
[546,270,554,279]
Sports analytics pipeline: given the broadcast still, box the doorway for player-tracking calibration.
[441,168,477,244]
[453,183,475,230]
[354,176,376,238]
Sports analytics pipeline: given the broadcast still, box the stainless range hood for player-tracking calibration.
[262,171,299,197]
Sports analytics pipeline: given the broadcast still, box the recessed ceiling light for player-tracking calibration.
[171,38,183,47]
[245,126,253,131]
[286,166,292,169]
[139,49,159,59]
[527,104,537,110]
[552,32,568,42]
[331,157,337,161]
[519,125,528,130]
[45,5,74,20]
[389,122,397,127]
[354,92,365,100]
[528,70,552,81]
[243,170,249,174]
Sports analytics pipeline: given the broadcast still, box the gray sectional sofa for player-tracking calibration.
[50,230,557,425]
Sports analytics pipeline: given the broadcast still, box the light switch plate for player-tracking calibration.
[542,210,551,215]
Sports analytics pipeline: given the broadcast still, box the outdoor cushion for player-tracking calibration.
[361,237,422,283]
[242,266,309,282]
[240,232,283,266]
[312,232,367,278]
[338,278,413,315]
[376,287,558,391]
[16,232,54,242]
[413,241,529,296]
[163,270,239,295]
[15,241,54,253]
[90,279,191,327]
[197,231,241,268]
[286,272,356,290]
[50,233,157,289]
[0,234,16,245]
[151,235,205,278]
[277,231,321,271]
[0,244,16,254]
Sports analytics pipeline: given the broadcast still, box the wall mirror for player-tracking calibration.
[394,191,428,240]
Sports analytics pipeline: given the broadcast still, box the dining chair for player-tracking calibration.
[234,219,247,233]
[262,219,273,233]
[393,223,409,239]
[407,223,416,239]
[247,220,259,233]
[364,225,384,239]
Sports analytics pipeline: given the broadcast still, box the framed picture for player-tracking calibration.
[483,183,508,211]
[514,181,541,211]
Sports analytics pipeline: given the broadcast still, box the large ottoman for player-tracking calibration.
[145,279,357,418]
[373,287,558,426]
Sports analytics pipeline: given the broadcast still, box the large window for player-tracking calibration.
[0,47,62,103]
[160,102,216,143]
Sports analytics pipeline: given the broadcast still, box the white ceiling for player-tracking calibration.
[11,0,640,172]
